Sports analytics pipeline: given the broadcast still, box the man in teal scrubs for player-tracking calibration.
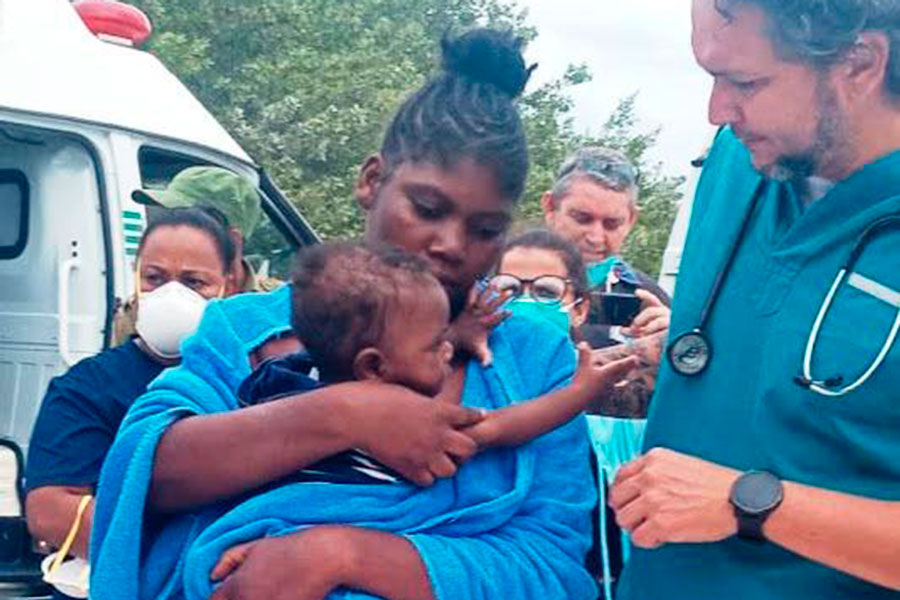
[611,0,900,597]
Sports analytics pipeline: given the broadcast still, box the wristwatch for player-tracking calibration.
[729,470,783,541]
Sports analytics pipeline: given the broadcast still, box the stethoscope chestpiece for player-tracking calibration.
[667,328,713,377]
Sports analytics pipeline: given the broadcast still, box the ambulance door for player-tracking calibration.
[0,122,109,461]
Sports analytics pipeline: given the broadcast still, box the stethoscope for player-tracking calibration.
[667,185,900,397]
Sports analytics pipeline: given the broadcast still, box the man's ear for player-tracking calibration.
[356,155,385,212]
[839,31,891,103]
[352,347,386,382]
[540,191,557,225]
[626,203,640,228]
[571,296,590,329]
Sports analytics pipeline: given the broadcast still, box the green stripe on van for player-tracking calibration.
[124,223,143,232]
[125,235,142,244]
[125,247,138,256]
[123,210,142,220]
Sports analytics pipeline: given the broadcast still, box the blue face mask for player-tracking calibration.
[586,256,619,288]
[506,298,575,335]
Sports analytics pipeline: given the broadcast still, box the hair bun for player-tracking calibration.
[441,28,535,98]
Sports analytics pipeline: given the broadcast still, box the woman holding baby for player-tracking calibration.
[91,29,639,600]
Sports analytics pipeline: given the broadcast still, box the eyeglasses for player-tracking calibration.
[488,273,571,304]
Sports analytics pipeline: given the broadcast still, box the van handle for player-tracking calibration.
[58,256,82,366]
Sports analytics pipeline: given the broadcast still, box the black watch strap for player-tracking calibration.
[735,510,767,541]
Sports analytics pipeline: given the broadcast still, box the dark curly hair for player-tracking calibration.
[716,0,900,97]
[290,242,441,381]
[380,28,535,201]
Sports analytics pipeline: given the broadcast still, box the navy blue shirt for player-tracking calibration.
[26,340,164,492]
[239,354,403,485]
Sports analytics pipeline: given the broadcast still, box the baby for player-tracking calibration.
[238,242,636,485]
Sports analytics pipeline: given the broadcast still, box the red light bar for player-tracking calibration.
[73,1,152,47]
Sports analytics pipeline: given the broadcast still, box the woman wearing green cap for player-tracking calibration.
[25,207,240,599]
[113,167,278,345]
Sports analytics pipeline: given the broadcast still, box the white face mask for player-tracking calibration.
[135,281,210,359]
[42,554,90,598]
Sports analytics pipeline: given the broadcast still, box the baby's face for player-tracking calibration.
[379,281,453,397]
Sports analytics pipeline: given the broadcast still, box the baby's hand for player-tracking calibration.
[572,342,640,399]
[449,284,511,366]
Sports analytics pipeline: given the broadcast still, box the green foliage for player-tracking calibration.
[519,90,683,277]
[597,95,685,277]
[133,0,681,277]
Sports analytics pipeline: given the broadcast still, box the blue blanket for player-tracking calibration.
[91,286,598,600]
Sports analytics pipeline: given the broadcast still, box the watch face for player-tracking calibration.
[731,471,783,515]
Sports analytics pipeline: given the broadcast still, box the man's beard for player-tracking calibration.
[765,79,851,182]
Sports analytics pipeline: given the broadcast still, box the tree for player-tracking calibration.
[519,82,684,278]
[590,94,684,277]
[131,0,681,277]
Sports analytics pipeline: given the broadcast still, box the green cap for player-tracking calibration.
[132,166,261,237]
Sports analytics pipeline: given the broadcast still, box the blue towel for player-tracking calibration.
[91,286,598,600]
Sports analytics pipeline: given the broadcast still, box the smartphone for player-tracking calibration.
[597,291,642,326]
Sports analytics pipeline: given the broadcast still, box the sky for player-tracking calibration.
[515,0,716,182]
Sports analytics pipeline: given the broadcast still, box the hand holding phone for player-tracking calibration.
[598,291,642,326]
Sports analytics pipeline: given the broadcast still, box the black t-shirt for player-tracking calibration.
[25,340,165,492]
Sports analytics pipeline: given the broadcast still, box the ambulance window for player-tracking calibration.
[0,170,28,259]
[138,147,211,190]
[243,217,298,282]
[138,146,299,283]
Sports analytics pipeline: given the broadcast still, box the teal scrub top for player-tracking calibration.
[618,129,900,599]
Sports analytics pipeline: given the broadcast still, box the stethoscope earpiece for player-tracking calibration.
[793,375,844,390]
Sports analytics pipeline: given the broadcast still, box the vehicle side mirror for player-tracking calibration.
[0,439,24,517]
[0,439,48,593]
[0,439,26,564]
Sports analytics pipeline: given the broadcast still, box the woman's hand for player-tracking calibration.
[448,285,511,366]
[348,381,483,486]
[623,289,670,338]
[212,527,435,600]
[210,528,350,600]
[25,486,94,559]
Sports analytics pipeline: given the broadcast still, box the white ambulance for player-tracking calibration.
[0,0,316,593]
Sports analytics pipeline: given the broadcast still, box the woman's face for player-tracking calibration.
[357,156,515,312]
[498,246,589,327]
[138,225,230,299]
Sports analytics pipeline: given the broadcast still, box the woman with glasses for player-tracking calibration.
[489,228,650,600]
[493,229,592,337]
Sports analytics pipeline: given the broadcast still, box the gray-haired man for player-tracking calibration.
[541,147,671,349]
